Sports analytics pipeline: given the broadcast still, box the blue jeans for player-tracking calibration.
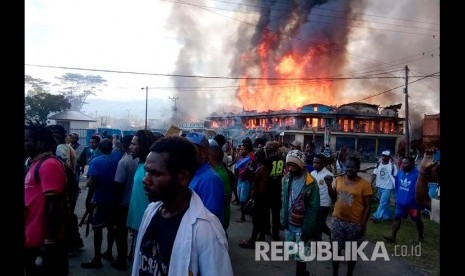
[284,225,310,262]
[237,180,250,203]
[428,182,438,199]
[372,187,393,221]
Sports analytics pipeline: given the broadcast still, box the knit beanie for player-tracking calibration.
[286,149,306,169]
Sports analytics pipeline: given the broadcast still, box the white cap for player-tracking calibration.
[291,140,302,148]
[381,150,391,156]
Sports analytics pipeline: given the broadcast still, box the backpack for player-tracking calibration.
[33,154,82,252]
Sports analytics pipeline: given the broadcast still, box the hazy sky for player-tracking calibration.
[25,0,440,121]
[26,0,191,101]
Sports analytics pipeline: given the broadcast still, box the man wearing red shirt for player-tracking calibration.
[24,121,68,275]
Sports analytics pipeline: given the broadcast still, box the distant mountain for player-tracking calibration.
[81,98,171,120]
[81,98,243,121]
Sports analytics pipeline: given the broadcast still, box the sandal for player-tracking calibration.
[239,240,255,249]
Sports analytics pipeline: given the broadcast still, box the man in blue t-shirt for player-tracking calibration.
[85,135,102,168]
[384,156,423,243]
[186,132,224,223]
[82,138,119,268]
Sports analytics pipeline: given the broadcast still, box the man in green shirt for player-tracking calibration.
[209,144,232,232]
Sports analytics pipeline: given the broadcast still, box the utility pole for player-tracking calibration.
[94,110,99,128]
[169,96,179,126]
[142,86,148,129]
[124,109,130,125]
[404,65,410,157]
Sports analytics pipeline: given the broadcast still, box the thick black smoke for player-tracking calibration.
[167,0,439,133]
[230,0,357,94]
[229,0,439,138]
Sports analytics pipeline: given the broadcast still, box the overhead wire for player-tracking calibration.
[205,0,439,31]
[162,0,439,68]
[25,63,439,104]
[245,0,439,26]
[26,64,416,81]
[26,0,440,106]
[354,71,439,102]
[331,48,439,79]
[163,0,439,36]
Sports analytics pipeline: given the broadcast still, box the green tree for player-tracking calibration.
[56,73,107,111]
[25,93,71,123]
[24,75,50,96]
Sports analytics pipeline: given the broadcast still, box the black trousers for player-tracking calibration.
[114,206,129,262]
[269,189,282,240]
[316,206,331,240]
[251,192,270,241]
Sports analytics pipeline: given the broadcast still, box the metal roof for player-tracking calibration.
[48,110,96,122]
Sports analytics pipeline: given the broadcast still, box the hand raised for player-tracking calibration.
[420,148,440,182]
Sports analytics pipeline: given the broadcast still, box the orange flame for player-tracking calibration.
[238,34,333,112]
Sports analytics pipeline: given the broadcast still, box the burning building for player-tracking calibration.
[166,1,437,153]
[422,113,440,147]
[206,1,407,157]
[205,102,404,158]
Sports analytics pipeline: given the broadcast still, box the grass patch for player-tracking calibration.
[365,201,440,275]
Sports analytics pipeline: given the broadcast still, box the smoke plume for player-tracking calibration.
[167,0,439,127]
[231,0,439,115]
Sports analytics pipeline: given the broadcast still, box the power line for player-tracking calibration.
[163,0,438,67]
[164,0,439,36]
[208,0,439,30]
[354,71,439,102]
[314,5,439,26]
[26,63,416,81]
[169,96,179,125]
[245,0,439,26]
[332,48,439,79]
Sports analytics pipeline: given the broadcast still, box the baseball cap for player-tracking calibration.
[264,141,279,150]
[186,132,210,148]
[69,132,79,139]
[381,150,391,156]
[291,140,302,148]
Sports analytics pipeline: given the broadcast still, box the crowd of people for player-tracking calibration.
[24,121,440,275]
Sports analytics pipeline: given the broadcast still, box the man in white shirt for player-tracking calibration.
[132,136,233,276]
[370,150,398,223]
[310,154,334,240]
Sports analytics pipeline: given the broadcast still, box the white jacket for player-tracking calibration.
[131,190,233,276]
